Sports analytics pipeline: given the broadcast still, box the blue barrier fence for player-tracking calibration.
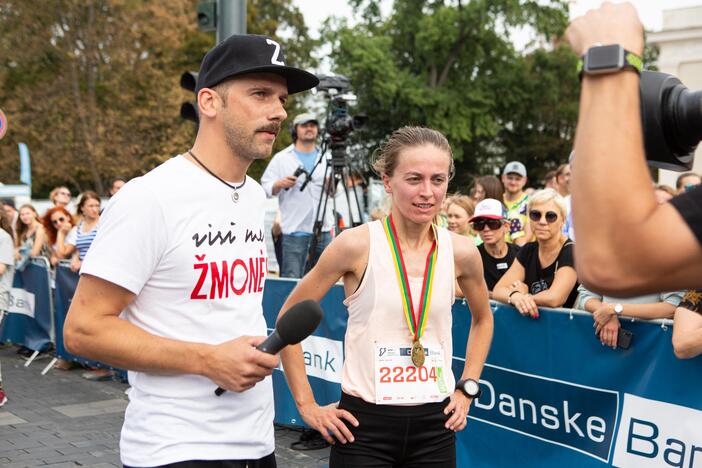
[263,278,702,468]
[1,258,53,352]
[0,258,124,374]
[3,265,701,467]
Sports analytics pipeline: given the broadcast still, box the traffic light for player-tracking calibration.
[180,71,199,124]
[197,1,217,32]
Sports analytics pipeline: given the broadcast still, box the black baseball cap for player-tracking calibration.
[196,34,319,94]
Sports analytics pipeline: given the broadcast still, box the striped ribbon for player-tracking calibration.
[382,215,438,341]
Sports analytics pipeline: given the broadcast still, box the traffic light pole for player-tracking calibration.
[216,0,246,42]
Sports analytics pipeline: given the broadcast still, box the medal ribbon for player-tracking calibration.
[382,215,438,342]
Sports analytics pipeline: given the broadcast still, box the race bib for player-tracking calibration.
[374,342,450,405]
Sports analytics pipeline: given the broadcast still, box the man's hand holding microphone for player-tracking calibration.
[214,300,323,396]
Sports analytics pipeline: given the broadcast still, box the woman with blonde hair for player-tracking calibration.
[446,195,482,246]
[493,189,579,316]
[14,204,51,262]
[278,126,493,467]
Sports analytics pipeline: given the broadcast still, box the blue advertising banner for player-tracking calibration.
[53,264,81,361]
[0,261,52,351]
[53,265,125,380]
[263,278,702,467]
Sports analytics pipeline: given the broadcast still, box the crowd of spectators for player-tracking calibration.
[0,149,701,407]
[0,177,126,391]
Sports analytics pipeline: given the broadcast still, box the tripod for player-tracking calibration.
[305,139,366,270]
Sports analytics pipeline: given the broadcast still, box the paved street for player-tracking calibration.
[0,347,330,467]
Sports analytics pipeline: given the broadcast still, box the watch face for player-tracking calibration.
[464,379,480,396]
[587,45,624,72]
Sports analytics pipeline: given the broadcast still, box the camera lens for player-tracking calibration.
[640,71,699,171]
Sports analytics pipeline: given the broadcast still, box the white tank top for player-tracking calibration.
[342,220,457,403]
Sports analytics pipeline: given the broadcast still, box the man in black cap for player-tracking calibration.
[64,35,318,467]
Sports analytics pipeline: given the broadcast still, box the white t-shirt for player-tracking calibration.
[260,144,335,234]
[81,155,273,466]
[0,229,14,312]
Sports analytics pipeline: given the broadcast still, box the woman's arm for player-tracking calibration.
[29,225,48,257]
[56,227,76,258]
[492,259,527,304]
[449,235,494,432]
[673,306,702,359]
[531,266,578,308]
[278,227,368,444]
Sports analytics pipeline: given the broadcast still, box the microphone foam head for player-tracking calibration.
[276,299,323,345]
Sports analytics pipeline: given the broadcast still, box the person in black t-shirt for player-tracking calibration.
[566,3,702,295]
[493,189,579,317]
[469,198,519,294]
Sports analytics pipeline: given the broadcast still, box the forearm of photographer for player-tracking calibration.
[566,3,702,296]
[271,176,298,195]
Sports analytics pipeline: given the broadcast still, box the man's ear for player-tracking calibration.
[197,88,220,119]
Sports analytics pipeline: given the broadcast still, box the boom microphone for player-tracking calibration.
[215,299,323,396]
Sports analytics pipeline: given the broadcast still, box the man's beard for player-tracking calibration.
[223,121,279,161]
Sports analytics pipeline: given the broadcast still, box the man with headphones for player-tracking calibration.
[261,112,335,278]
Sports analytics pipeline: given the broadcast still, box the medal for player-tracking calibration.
[411,340,425,367]
[382,215,438,367]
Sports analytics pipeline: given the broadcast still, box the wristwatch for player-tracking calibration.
[613,303,624,316]
[456,378,482,399]
[577,44,643,79]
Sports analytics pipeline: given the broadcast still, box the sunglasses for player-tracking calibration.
[51,217,66,225]
[529,210,558,223]
[472,219,503,231]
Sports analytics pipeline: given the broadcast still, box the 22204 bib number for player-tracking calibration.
[378,366,438,383]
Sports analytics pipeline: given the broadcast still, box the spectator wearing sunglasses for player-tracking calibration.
[42,206,76,267]
[49,186,73,208]
[675,172,700,195]
[493,189,579,317]
[470,199,519,294]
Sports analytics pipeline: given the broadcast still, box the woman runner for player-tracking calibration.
[278,126,494,467]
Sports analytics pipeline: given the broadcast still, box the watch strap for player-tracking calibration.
[456,378,482,399]
[576,46,643,80]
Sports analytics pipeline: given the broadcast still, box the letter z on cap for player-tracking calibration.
[196,34,319,94]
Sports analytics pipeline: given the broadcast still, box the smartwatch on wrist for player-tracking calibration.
[577,44,643,79]
[456,378,482,399]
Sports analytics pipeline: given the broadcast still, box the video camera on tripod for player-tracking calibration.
[305,74,368,267]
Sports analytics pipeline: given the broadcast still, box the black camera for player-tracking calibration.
[316,74,367,144]
[641,70,702,171]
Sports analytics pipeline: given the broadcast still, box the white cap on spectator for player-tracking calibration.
[470,198,506,222]
[293,113,318,127]
[503,161,527,177]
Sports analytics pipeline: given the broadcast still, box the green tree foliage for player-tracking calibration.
[321,0,576,188]
[0,0,315,196]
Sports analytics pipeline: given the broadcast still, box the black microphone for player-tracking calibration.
[215,300,323,396]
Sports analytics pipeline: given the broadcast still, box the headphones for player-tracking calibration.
[290,120,319,142]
